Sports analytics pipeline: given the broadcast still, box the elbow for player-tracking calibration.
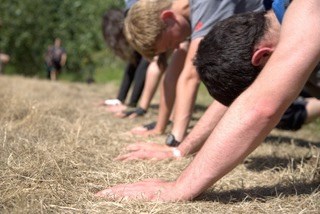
[247,100,283,127]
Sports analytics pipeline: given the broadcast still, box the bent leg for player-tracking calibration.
[138,59,164,110]
[117,61,138,103]
[128,58,149,107]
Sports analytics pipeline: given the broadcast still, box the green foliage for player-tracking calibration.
[0,0,124,80]
[92,50,125,84]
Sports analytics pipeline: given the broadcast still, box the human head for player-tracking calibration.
[195,11,276,106]
[124,0,184,59]
[54,38,62,47]
[102,8,135,62]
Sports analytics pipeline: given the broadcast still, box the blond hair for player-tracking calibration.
[124,0,173,60]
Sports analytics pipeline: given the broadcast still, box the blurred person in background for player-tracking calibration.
[0,19,10,74]
[44,38,67,81]
[101,3,167,119]
[0,53,10,74]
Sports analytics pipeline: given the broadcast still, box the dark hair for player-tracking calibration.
[194,11,268,106]
[102,8,135,63]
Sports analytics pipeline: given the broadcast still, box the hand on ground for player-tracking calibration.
[114,107,146,119]
[95,179,184,202]
[114,111,139,119]
[96,99,127,113]
[115,142,176,161]
[130,126,163,136]
[105,104,127,113]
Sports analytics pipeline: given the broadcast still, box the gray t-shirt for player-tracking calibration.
[190,0,264,39]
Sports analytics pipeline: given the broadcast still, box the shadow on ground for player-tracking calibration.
[265,135,320,148]
[197,180,320,203]
[243,156,302,172]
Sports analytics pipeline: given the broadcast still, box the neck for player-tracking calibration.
[258,11,281,49]
[268,10,281,30]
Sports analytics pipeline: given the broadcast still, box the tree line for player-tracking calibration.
[0,0,124,80]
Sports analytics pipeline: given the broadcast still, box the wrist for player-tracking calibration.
[153,127,165,134]
[172,180,195,201]
[176,145,188,157]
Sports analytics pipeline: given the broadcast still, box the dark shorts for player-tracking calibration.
[51,61,62,71]
[263,0,273,10]
[276,97,308,131]
[46,62,61,72]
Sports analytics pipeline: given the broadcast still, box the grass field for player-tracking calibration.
[0,75,319,213]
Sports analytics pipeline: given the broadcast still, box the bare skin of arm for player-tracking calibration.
[177,101,227,156]
[137,59,163,111]
[96,0,320,201]
[60,53,67,66]
[171,38,202,142]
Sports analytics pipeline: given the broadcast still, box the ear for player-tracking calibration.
[160,10,175,26]
[251,47,273,66]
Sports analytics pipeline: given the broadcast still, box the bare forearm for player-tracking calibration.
[155,77,175,133]
[155,46,188,133]
[139,60,163,110]
[172,72,200,141]
[171,39,202,141]
[178,101,227,156]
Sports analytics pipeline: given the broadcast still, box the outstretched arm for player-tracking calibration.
[176,100,227,156]
[170,38,202,142]
[153,43,188,134]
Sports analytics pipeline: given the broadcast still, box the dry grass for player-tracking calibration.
[0,75,319,214]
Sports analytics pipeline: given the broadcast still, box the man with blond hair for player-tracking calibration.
[124,0,265,147]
